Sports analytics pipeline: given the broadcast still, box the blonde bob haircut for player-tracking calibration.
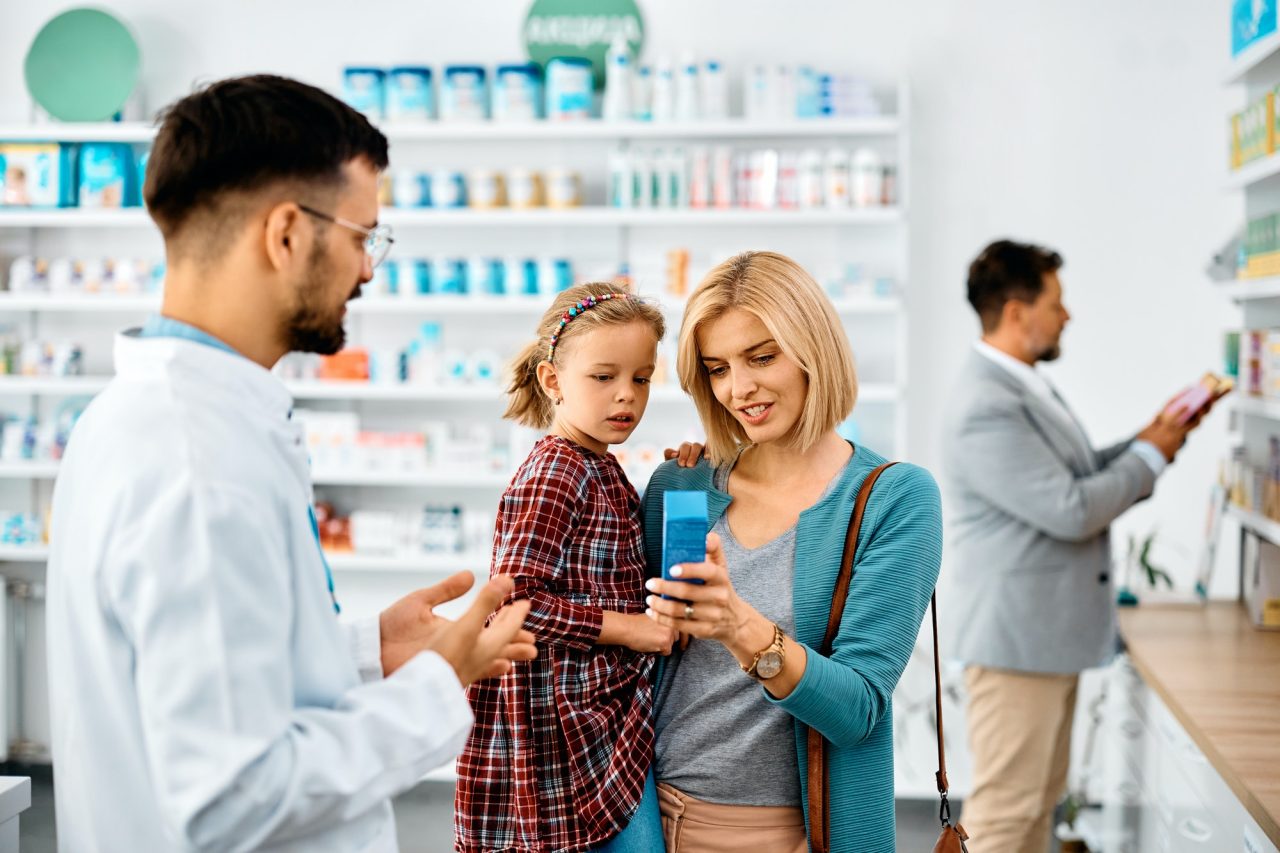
[677,251,857,466]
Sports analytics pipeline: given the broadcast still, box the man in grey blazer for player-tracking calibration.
[942,239,1212,853]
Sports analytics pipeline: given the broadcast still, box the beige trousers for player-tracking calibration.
[959,666,1079,853]
[656,783,807,853]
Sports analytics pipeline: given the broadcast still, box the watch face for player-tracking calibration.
[756,651,784,680]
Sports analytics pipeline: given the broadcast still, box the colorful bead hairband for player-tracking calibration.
[546,292,632,362]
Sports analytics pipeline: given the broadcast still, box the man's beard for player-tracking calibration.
[283,239,348,355]
[1035,343,1062,363]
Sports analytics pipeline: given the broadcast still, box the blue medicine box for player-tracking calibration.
[662,491,708,589]
[1234,0,1277,56]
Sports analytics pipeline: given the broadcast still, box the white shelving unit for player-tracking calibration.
[0,117,901,144]
[0,376,901,403]
[0,544,486,575]
[1226,503,1280,545]
[1216,276,1280,302]
[1225,29,1280,85]
[1225,18,1280,605]
[0,206,903,229]
[1234,395,1280,420]
[0,292,902,316]
[0,88,914,781]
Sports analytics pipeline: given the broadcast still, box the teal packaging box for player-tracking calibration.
[78,143,137,209]
[662,490,707,594]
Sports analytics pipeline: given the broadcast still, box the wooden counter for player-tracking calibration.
[1118,603,1280,846]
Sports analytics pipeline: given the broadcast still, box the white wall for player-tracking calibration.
[0,0,1247,788]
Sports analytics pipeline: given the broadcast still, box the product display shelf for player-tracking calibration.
[0,460,59,479]
[0,207,904,229]
[1217,276,1280,302]
[1226,16,1280,618]
[1227,504,1280,546]
[0,545,487,573]
[1226,30,1280,85]
[0,292,905,316]
[1235,395,1280,420]
[0,377,902,403]
[1227,153,1280,191]
[0,116,900,145]
[0,294,161,312]
[0,543,49,561]
[300,551,491,574]
[0,81,918,784]
[0,462,510,487]
[0,209,149,228]
[308,469,511,488]
[0,376,112,395]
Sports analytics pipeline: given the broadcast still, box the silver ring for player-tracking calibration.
[684,603,695,620]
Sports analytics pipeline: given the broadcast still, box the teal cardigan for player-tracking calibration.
[638,444,942,853]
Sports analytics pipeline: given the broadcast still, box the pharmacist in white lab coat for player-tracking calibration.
[45,75,536,853]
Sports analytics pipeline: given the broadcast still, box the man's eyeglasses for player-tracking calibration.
[298,204,394,268]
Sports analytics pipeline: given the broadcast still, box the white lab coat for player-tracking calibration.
[45,332,473,852]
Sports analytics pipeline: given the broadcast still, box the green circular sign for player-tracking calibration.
[24,8,140,122]
[524,0,644,88]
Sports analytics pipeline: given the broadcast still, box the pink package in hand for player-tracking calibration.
[1165,384,1212,425]
[1163,373,1232,425]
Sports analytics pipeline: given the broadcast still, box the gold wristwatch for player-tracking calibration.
[742,622,786,680]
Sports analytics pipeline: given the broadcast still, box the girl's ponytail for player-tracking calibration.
[504,338,555,429]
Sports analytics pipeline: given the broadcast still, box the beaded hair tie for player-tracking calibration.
[546,292,631,362]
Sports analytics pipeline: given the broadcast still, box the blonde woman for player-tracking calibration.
[637,251,942,853]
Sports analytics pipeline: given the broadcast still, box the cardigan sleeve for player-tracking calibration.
[768,463,942,748]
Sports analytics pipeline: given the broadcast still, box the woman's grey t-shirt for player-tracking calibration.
[653,457,847,806]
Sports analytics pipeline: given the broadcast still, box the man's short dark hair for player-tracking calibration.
[966,239,1064,333]
[144,74,389,245]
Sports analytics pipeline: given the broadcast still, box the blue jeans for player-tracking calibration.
[594,770,664,852]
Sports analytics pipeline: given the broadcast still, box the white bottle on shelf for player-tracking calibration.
[701,60,729,120]
[652,57,675,122]
[634,149,654,208]
[851,147,883,208]
[665,148,689,208]
[609,148,635,208]
[602,34,633,122]
[689,146,711,209]
[410,322,443,386]
[675,52,700,121]
[632,65,653,121]
[745,65,770,121]
[824,148,850,208]
[774,65,796,120]
[798,148,824,209]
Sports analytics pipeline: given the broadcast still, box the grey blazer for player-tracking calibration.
[941,350,1156,674]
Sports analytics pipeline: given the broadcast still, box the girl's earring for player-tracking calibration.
[555,397,563,406]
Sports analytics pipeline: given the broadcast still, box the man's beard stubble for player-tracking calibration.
[283,238,348,356]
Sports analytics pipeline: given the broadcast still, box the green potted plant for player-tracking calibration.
[1116,531,1175,606]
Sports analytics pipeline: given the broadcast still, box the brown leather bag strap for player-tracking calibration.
[819,462,897,654]
[932,591,969,849]
[932,591,948,794]
[807,462,896,853]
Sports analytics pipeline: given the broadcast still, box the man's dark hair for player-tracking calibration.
[966,239,1063,333]
[144,74,389,245]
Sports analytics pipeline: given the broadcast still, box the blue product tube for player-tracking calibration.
[662,490,707,599]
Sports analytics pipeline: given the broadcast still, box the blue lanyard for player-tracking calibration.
[308,504,341,615]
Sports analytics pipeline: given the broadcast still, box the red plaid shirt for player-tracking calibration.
[455,437,655,853]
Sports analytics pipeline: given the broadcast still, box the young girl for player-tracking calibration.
[455,282,676,853]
